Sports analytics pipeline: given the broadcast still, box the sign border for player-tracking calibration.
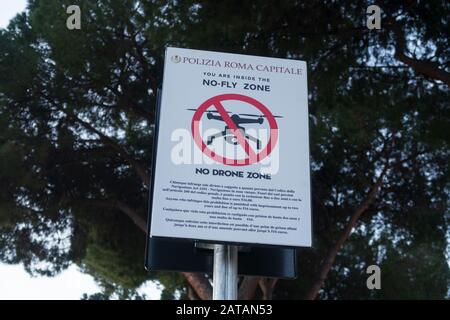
[146,47,314,250]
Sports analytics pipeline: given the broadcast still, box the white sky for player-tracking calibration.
[0,0,28,28]
[0,1,162,300]
[0,263,161,300]
[0,263,99,300]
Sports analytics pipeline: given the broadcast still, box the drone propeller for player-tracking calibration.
[208,110,232,114]
[186,108,232,114]
[187,109,281,118]
[239,113,283,118]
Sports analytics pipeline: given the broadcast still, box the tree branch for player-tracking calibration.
[87,199,147,232]
[70,114,151,187]
[181,273,213,300]
[388,20,450,87]
[259,278,278,300]
[187,286,198,300]
[304,164,389,300]
[87,198,213,300]
[238,276,261,300]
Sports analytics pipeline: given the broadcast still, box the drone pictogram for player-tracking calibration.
[191,93,280,166]
[187,109,282,150]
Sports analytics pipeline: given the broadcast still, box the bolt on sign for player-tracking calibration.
[148,47,311,247]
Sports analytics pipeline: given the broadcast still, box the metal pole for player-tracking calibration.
[213,244,238,300]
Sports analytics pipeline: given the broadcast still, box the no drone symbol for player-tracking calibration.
[190,93,280,166]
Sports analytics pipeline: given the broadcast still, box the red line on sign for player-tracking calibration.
[192,93,278,166]
[212,100,258,160]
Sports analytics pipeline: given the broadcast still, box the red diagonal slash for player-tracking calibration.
[192,93,278,166]
[212,100,258,160]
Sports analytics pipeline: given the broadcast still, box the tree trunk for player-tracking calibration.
[238,276,261,300]
[259,278,278,300]
[182,273,213,300]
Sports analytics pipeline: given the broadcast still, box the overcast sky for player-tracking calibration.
[0,1,161,300]
[0,0,28,28]
[0,263,161,300]
[0,263,100,300]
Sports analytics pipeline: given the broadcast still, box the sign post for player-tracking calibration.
[213,244,238,300]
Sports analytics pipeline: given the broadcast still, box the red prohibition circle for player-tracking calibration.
[191,93,278,166]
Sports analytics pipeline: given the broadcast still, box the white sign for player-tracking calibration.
[150,47,311,247]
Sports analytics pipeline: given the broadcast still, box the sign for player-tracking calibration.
[149,47,311,247]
